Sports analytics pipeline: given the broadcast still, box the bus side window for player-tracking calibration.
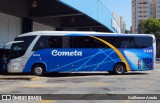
[62,36,70,48]
[134,37,152,48]
[48,36,62,48]
[32,36,48,51]
[70,36,85,48]
[113,37,121,48]
[71,36,108,48]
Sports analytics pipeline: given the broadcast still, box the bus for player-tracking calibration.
[4,31,156,76]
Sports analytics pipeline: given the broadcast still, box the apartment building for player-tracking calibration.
[112,12,126,33]
[156,0,160,18]
[132,0,160,33]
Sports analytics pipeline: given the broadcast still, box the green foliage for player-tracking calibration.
[137,21,145,34]
[139,18,160,58]
[144,18,160,35]
[137,18,160,36]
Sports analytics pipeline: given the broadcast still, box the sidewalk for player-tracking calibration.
[0,74,39,80]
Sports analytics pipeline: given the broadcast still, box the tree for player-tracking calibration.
[137,18,160,57]
[144,18,160,35]
[137,18,160,35]
[137,20,146,34]
[143,18,160,58]
[125,30,130,34]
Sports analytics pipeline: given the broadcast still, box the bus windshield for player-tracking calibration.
[6,36,36,59]
[9,42,24,59]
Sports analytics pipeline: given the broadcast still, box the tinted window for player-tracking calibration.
[9,36,36,59]
[99,36,153,48]
[70,36,108,48]
[62,36,70,48]
[134,37,152,48]
[32,35,153,50]
[10,42,24,59]
[33,36,62,51]
[48,36,62,48]
[15,36,36,51]
[102,37,136,48]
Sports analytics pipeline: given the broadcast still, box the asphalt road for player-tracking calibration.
[0,63,160,103]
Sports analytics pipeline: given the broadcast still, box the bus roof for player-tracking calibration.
[18,31,154,37]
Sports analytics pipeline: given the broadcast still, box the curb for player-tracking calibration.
[0,75,40,81]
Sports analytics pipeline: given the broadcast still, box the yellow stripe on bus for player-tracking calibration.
[91,36,130,71]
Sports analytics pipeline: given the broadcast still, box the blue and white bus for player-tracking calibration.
[4,31,156,76]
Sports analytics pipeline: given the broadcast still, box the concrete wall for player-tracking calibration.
[33,22,55,31]
[0,13,21,48]
[0,12,57,48]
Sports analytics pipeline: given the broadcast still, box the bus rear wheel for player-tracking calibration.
[32,64,45,76]
[114,63,126,75]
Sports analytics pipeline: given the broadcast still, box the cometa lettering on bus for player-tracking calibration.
[51,50,82,56]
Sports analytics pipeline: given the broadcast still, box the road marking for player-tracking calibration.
[37,100,54,103]
[24,84,43,88]
[31,76,40,81]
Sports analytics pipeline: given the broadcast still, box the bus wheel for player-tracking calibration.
[32,64,45,76]
[114,63,125,75]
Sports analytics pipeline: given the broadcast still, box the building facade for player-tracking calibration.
[112,12,126,33]
[132,0,160,33]
[156,0,160,18]
[0,0,121,48]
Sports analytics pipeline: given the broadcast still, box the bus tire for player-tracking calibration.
[32,64,45,76]
[114,63,126,75]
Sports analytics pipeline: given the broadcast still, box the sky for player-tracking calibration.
[100,0,131,30]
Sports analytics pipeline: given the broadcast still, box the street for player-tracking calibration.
[0,63,160,103]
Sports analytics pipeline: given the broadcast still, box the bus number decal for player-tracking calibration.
[144,49,153,53]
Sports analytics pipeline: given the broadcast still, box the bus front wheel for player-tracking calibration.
[32,64,45,76]
[114,63,126,75]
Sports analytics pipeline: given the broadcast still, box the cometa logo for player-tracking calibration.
[51,50,83,56]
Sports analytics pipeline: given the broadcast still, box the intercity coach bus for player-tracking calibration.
[4,31,156,76]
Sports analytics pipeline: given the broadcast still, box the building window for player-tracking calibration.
[143,2,147,4]
[143,11,147,13]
